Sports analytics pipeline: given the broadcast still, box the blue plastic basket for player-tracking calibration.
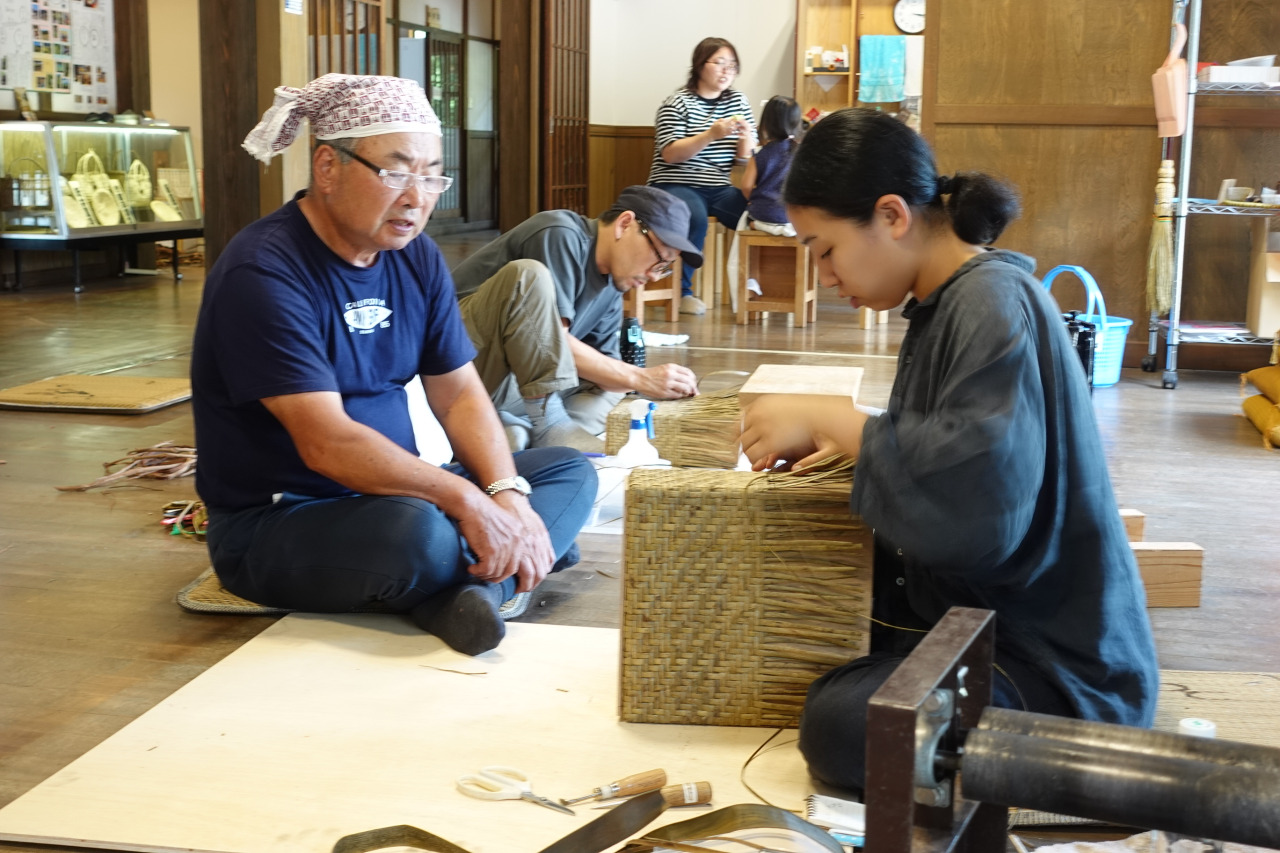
[1042,265,1132,387]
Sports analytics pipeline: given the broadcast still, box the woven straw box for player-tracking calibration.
[621,467,872,727]
[604,389,740,469]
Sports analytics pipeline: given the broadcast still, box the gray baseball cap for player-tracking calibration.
[606,185,704,269]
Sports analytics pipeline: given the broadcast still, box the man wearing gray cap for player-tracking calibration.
[191,74,596,657]
[451,185,703,452]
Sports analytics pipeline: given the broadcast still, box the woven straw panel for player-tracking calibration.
[604,389,740,468]
[621,467,872,727]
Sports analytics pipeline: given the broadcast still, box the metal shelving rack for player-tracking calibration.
[1144,0,1280,389]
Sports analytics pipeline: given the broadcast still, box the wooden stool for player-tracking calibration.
[623,263,680,322]
[692,217,728,308]
[736,231,817,327]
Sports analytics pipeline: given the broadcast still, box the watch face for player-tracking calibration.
[894,0,925,33]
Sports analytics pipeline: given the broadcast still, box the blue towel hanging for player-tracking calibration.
[858,35,907,103]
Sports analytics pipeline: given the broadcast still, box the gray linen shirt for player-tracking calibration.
[854,249,1159,727]
[450,210,621,359]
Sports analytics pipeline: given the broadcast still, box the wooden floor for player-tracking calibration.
[0,240,1277,852]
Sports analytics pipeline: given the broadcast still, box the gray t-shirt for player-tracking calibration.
[450,210,621,358]
[854,249,1158,729]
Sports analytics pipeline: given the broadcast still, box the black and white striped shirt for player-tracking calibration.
[647,88,755,188]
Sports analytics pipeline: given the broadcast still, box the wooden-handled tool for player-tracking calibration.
[657,781,712,807]
[592,782,714,810]
[560,769,667,805]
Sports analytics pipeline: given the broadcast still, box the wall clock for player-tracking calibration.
[894,0,925,34]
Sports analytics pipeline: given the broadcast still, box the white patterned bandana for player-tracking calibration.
[242,73,442,165]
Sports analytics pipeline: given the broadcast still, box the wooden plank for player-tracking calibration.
[0,618,812,853]
[1132,542,1204,608]
[739,364,864,408]
[1119,508,1145,542]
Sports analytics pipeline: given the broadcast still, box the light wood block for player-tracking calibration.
[0,617,812,853]
[1247,217,1280,338]
[739,363,863,409]
[1132,541,1203,608]
[1119,508,1145,542]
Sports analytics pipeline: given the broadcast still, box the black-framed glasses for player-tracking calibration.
[342,148,454,195]
[705,58,739,74]
[638,221,675,276]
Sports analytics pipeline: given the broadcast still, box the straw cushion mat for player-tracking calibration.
[604,388,741,469]
[621,466,871,727]
[177,567,532,619]
[0,375,190,414]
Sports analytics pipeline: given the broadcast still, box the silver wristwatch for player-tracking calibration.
[484,475,532,497]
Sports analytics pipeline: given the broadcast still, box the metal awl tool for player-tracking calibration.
[559,768,667,805]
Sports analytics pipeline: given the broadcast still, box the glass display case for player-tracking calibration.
[0,121,201,239]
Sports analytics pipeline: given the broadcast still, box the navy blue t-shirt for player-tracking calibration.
[191,194,477,511]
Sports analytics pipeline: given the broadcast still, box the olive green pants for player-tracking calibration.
[458,259,623,438]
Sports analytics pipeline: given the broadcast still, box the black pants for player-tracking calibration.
[797,650,1073,794]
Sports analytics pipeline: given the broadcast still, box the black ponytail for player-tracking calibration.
[784,108,1021,245]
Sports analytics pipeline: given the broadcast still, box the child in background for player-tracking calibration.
[741,95,801,237]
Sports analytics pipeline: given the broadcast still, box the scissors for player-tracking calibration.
[455,765,576,816]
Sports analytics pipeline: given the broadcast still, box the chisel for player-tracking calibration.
[559,768,667,805]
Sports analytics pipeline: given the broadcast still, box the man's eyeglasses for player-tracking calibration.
[638,221,675,276]
[705,58,739,74]
[340,147,454,195]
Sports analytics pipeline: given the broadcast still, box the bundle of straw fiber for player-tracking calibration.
[56,441,196,491]
[1241,365,1280,448]
[1146,160,1175,317]
[621,461,871,727]
[604,387,741,469]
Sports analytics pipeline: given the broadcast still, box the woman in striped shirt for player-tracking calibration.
[648,37,756,315]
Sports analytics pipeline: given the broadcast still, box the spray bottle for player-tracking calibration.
[615,399,661,466]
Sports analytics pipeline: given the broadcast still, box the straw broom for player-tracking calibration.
[1146,159,1175,317]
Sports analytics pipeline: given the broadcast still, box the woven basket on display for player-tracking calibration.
[620,463,871,727]
[604,387,741,469]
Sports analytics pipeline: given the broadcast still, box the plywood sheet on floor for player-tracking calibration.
[0,616,811,853]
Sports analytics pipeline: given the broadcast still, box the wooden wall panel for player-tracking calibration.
[934,125,1156,322]
[935,1,1166,107]
[588,125,654,217]
[926,0,1280,368]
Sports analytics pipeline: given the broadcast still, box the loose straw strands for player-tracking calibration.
[56,441,197,492]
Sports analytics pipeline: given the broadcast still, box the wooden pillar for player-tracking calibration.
[199,1,310,269]
[199,1,261,269]
[497,0,536,230]
[113,0,151,114]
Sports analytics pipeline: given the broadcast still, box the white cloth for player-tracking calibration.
[242,73,442,165]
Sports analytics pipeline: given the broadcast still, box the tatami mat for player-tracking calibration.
[0,374,190,413]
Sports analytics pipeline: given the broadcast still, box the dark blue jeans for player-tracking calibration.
[651,183,747,297]
[205,447,597,612]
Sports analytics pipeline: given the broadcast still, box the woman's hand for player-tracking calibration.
[739,395,868,471]
[708,117,747,140]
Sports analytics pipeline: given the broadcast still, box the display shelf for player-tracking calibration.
[0,121,202,292]
[1157,320,1274,346]
[1146,0,1280,389]
[1195,81,1280,94]
[1181,200,1280,216]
